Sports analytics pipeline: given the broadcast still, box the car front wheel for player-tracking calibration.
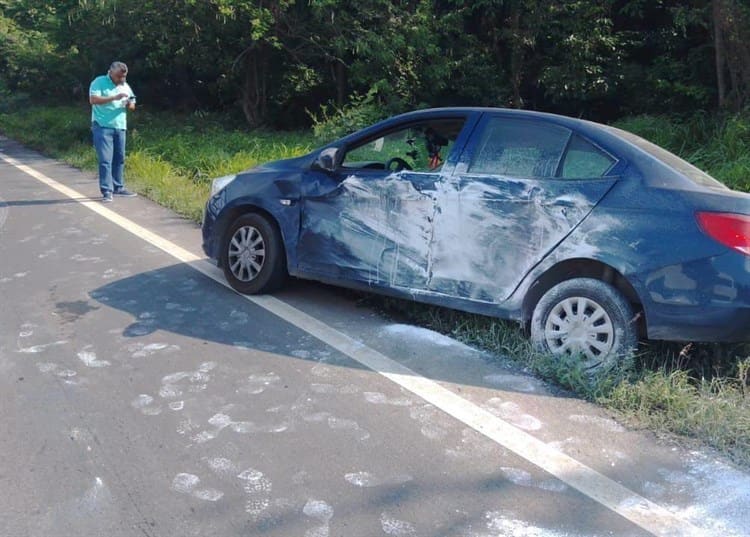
[221,213,286,294]
[530,278,638,370]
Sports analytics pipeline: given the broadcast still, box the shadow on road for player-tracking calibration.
[87,261,550,397]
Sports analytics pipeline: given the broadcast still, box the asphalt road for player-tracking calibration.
[1,136,748,537]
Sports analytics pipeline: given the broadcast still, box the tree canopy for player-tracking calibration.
[1,0,748,128]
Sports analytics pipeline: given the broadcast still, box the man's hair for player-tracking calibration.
[109,61,128,74]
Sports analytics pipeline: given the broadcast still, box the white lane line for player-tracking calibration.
[0,150,702,537]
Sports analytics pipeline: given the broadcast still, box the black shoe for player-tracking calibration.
[102,192,113,203]
[113,188,137,197]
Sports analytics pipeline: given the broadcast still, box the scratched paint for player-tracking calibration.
[300,173,601,302]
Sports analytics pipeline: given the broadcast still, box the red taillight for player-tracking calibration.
[696,212,750,255]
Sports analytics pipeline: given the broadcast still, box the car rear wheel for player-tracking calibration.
[221,213,286,294]
[530,278,637,370]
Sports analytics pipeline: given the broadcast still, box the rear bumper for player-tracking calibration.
[646,305,750,342]
[635,252,750,343]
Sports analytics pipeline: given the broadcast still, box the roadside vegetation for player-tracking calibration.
[1,104,749,466]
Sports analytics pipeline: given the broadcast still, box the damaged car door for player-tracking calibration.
[428,114,620,302]
[297,118,471,291]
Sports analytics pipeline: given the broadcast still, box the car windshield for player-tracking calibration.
[604,125,727,190]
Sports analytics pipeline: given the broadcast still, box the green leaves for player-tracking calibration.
[1,0,749,126]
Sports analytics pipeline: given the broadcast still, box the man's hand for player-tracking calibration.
[89,93,129,105]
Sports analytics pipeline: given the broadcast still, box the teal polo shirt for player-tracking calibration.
[89,74,135,130]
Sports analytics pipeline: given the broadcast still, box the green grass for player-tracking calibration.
[2,104,749,467]
[0,105,316,221]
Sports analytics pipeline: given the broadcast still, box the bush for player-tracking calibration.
[308,88,392,142]
[614,112,750,192]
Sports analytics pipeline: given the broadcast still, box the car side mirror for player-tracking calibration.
[312,147,341,172]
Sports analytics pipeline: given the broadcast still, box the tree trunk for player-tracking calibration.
[713,0,727,109]
[509,7,524,109]
[240,49,268,127]
[335,61,346,106]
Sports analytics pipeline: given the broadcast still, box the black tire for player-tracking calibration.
[220,213,287,294]
[530,278,638,370]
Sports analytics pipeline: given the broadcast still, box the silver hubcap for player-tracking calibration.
[544,296,615,365]
[228,225,265,282]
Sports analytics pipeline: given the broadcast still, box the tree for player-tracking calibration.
[712,0,750,110]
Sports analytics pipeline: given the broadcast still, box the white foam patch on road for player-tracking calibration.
[302,411,331,423]
[193,488,224,501]
[303,499,334,523]
[382,324,478,352]
[482,399,542,431]
[409,404,449,440]
[192,410,289,444]
[102,268,131,280]
[499,467,568,493]
[568,414,625,433]
[55,369,77,378]
[171,473,200,494]
[480,511,574,537]
[380,513,417,536]
[77,347,110,368]
[240,372,281,395]
[70,254,103,263]
[37,362,58,373]
[310,362,333,378]
[327,416,370,441]
[165,302,197,312]
[239,467,272,520]
[79,477,112,513]
[2,151,714,537]
[19,323,35,337]
[205,457,238,476]
[17,340,68,353]
[655,453,750,537]
[159,362,216,400]
[303,499,334,537]
[445,428,501,460]
[129,342,180,358]
[483,373,540,393]
[131,394,161,415]
[0,194,7,231]
[170,472,224,502]
[345,471,413,488]
[364,391,413,406]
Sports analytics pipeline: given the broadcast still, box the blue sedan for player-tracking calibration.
[202,108,750,368]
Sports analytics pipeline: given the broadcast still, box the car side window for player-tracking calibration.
[468,118,571,178]
[342,119,466,173]
[344,129,416,168]
[561,135,615,178]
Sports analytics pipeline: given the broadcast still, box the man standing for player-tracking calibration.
[89,61,137,203]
